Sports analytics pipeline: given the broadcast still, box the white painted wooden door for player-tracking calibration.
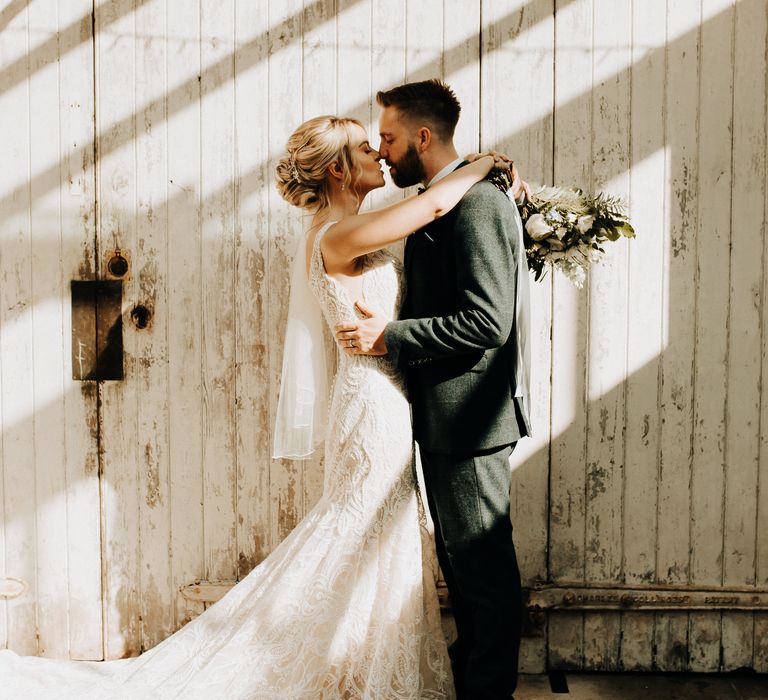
[0,0,103,659]
[2,0,766,674]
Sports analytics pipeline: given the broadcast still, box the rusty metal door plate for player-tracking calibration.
[71,280,123,380]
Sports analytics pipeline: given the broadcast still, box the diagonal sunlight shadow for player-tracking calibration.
[174,0,733,245]
[123,0,728,253]
[0,0,27,35]
[0,0,570,221]
[0,0,363,208]
[0,0,154,96]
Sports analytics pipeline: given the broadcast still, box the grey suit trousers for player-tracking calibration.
[420,443,523,700]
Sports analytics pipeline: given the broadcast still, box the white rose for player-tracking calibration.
[576,214,595,234]
[525,213,553,241]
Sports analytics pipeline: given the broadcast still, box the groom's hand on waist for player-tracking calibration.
[335,302,388,356]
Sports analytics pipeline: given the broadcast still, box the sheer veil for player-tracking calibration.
[273,233,331,459]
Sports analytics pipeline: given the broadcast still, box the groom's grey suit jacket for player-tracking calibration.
[383,172,531,455]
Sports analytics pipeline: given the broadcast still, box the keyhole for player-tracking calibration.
[131,305,151,329]
[108,252,129,277]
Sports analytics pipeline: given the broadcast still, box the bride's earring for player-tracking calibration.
[341,183,345,192]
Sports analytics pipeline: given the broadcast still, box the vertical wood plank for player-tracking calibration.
[95,0,141,659]
[0,1,37,655]
[200,0,237,584]
[337,0,370,124]
[268,0,304,549]
[481,0,554,674]
[722,0,767,670]
[401,0,442,250]
[337,0,374,216]
[405,0,443,84]
[28,0,69,658]
[232,0,272,580]
[166,0,205,627]
[59,0,103,660]
[721,612,754,672]
[755,616,768,673]
[302,0,336,517]
[688,0,734,673]
[133,0,173,650]
[548,0,594,670]
[758,0,768,669]
[620,0,667,672]
[582,0,631,669]
[369,0,406,214]
[444,0,479,159]
[654,0,700,672]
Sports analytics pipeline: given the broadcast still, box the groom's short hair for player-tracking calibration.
[376,79,461,143]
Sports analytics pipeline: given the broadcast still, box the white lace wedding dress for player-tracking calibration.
[0,223,453,700]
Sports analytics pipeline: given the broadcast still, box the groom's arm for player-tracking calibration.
[384,184,517,367]
[384,182,519,368]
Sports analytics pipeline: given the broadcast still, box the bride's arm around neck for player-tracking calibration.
[321,155,494,273]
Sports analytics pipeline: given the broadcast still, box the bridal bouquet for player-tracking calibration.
[489,170,635,288]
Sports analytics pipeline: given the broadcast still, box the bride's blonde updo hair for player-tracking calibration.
[275,115,364,213]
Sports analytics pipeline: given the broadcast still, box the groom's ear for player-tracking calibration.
[417,126,432,153]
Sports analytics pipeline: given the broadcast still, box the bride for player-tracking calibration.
[0,115,503,699]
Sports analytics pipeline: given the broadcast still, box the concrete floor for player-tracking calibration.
[515,673,768,699]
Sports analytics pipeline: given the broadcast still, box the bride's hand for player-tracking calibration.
[465,150,512,170]
[466,151,531,202]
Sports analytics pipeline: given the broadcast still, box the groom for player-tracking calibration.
[335,79,531,700]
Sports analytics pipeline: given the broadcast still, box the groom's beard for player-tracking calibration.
[387,143,427,188]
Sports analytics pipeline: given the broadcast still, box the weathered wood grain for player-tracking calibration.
[688,0,734,673]
[0,1,37,655]
[758,0,768,668]
[95,0,142,658]
[722,0,767,670]
[337,0,368,125]
[166,0,206,630]
[200,0,238,588]
[369,0,406,215]
[548,0,594,670]
[59,0,103,660]
[621,0,667,673]
[302,0,337,518]
[653,0,700,672]
[267,0,304,549]
[481,0,553,674]
[583,0,631,668]
[27,0,71,658]
[133,0,174,651]
[405,0,443,84]
[445,0,480,159]
[233,0,272,582]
